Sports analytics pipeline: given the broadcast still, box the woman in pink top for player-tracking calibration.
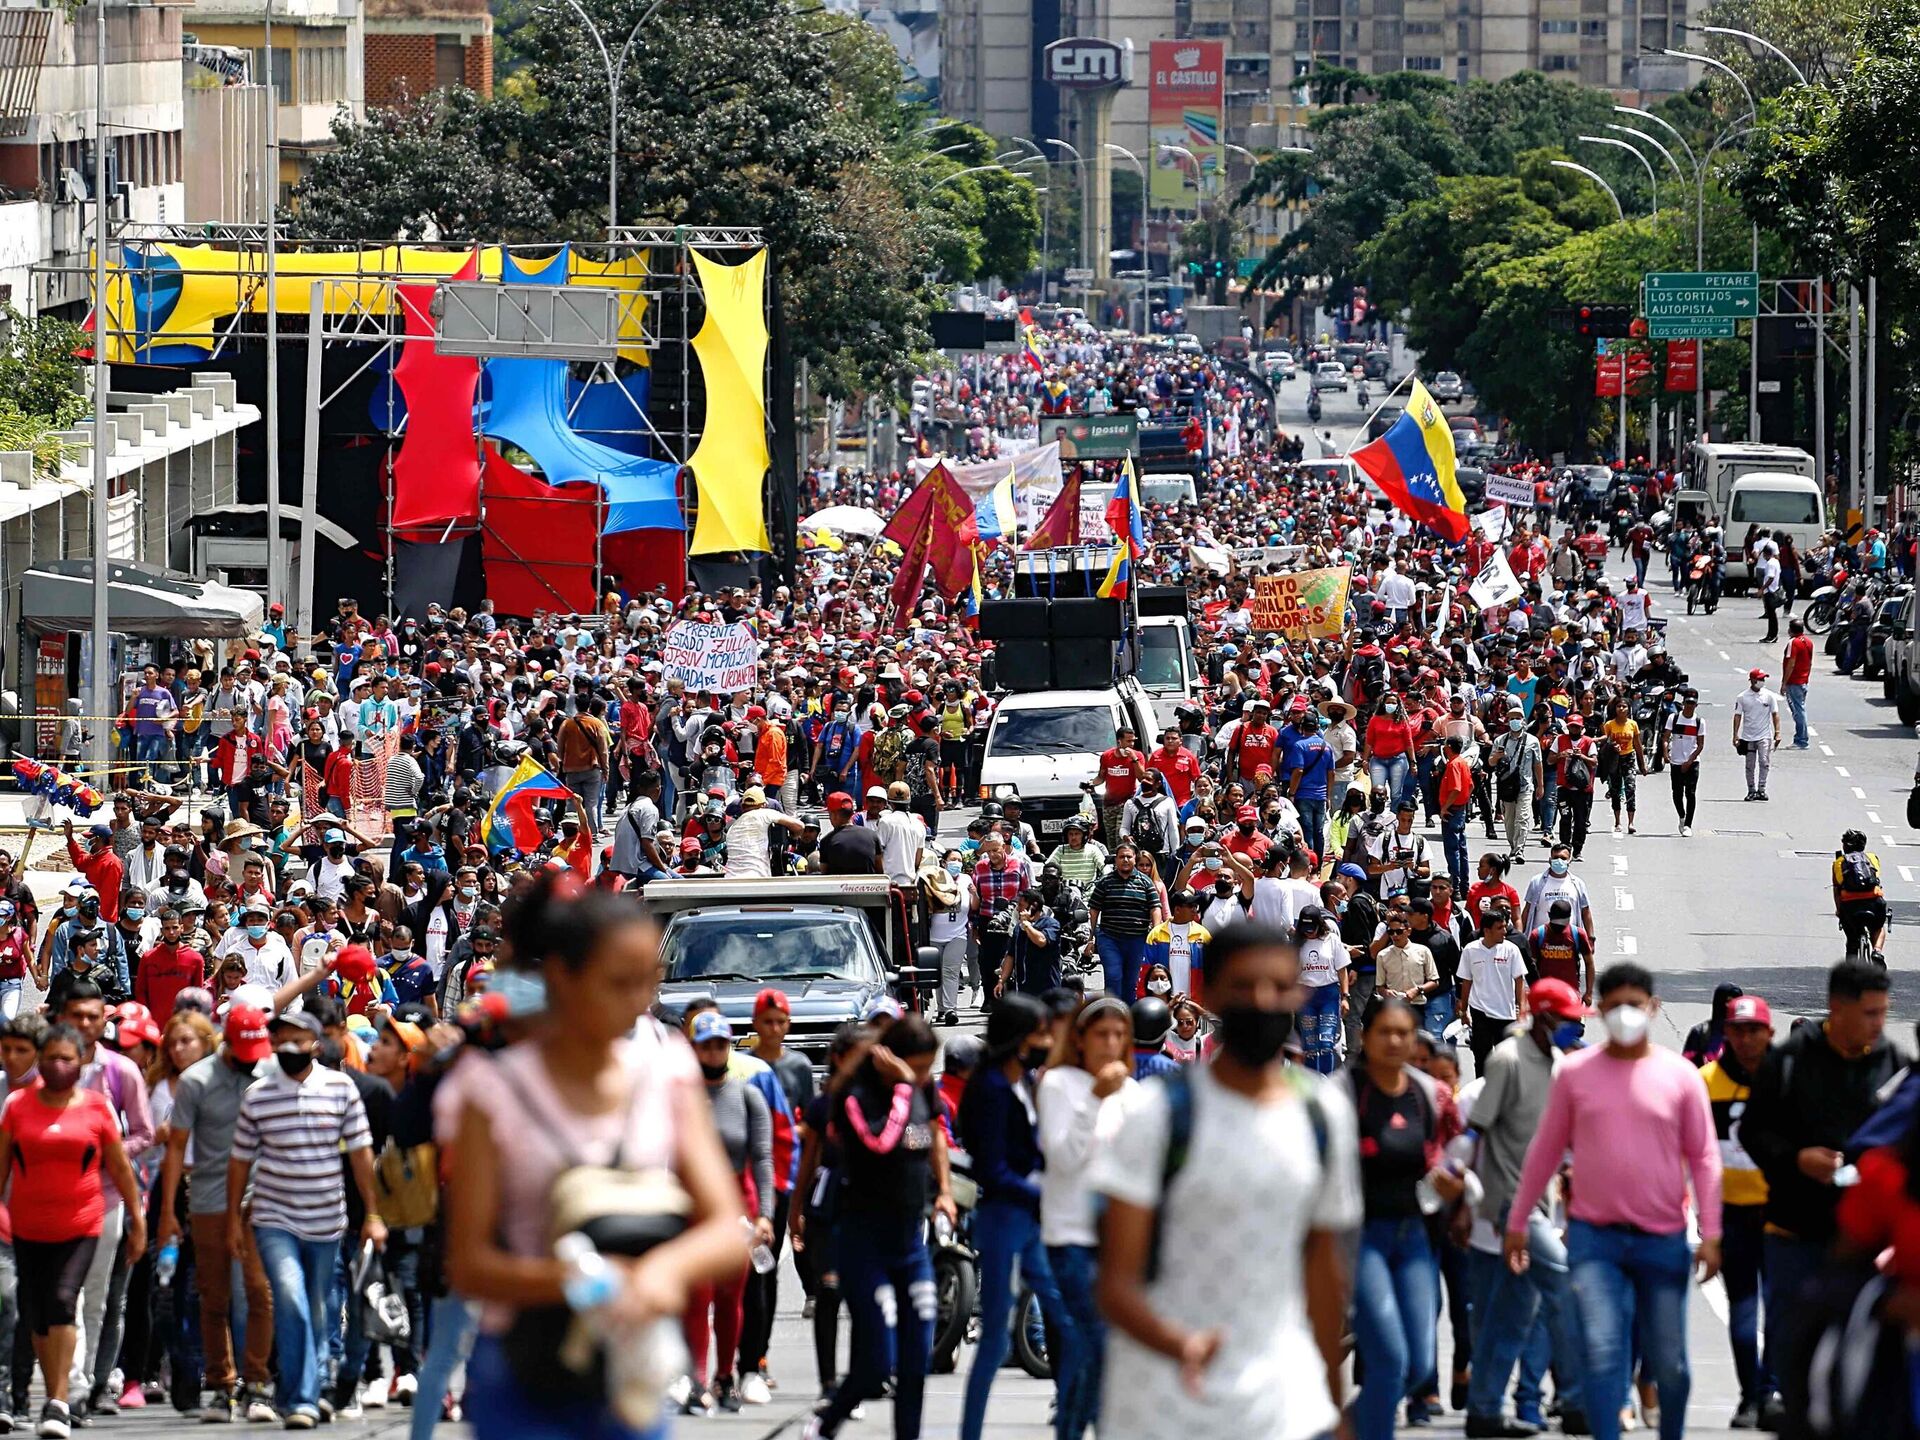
[444,871,746,1440]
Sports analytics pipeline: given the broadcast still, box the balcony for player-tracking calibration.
[0,8,52,138]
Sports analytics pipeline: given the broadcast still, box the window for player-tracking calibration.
[1581,19,1606,35]
[1405,53,1443,68]
[298,44,346,104]
[987,706,1118,758]
[1541,52,1576,69]
[1405,21,1443,34]
[1540,19,1577,32]
[435,38,465,88]
[1729,488,1820,526]
[252,46,292,104]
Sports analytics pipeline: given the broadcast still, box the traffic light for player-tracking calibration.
[1208,258,1230,281]
[1187,261,1203,278]
[1573,303,1633,339]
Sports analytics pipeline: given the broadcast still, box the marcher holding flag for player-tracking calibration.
[1098,459,1146,600]
[482,754,576,852]
[1351,379,1468,541]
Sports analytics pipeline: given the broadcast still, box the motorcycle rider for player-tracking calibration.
[1692,526,1726,612]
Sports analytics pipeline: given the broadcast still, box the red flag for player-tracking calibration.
[881,478,939,626]
[922,467,980,599]
[1023,472,1083,550]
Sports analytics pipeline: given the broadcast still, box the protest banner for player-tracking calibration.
[661,619,761,693]
[1250,566,1351,639]
[1486,471,1535,506]
[1467,549,1525,610]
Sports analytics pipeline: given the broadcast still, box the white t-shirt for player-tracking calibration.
[1665,710,1706,767]
[1162,920,1203,994]
[722,809,784,879]
[1247,877,1302,934]
[1091,1066,1362,1440]
[1297,934,1349,989]
[1461,938,1527,1020]
[874,810,925,885]
[1732,687,1780,741]
[1521,871,1591,936]
[928,873,974,944]
[1036,1065,1136,1247]
[1618,590,1649,631]
[1202,891,1246,936]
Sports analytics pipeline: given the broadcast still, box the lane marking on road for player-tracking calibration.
[1821,745,1836,756]
[1718,650,1730,660]
[1869,811,1884,825]
[1900,866,1916,884]
[1614,887,1635,911]
[1836,766,1850,777]
[1614,933,1638,955]
[1612,854,1628,875]
[1853,787,1868,799]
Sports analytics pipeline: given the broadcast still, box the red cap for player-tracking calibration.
[332,944,377,984]
[1726,995,1774,1027]
[1748,668,1768,681]
[1528,977,1592,1018]
[826,791,855,812]
[1235,804,1259,824]
[753,987,791,1016]
[745,706,767,723]
[680,837,704,856]
[224,1005,272,1063]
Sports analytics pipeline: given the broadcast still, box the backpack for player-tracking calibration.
[873,727,907,782]
[1560,748,1593,791]
[1839,849,1880,895]
[1352,653,1388,704]
[1146,1066,1327,1281]
[1129,801,1167,856]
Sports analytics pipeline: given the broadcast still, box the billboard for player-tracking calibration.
[1149,40,1224,212]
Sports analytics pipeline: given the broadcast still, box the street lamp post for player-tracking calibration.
[559,0,664,230]
[1575,134,1658,216]
[1103,143,1150,332]
[1045,137,1088,306]
[1550,159,1624,222]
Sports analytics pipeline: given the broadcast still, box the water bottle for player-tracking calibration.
[154,1239,180,1287]
[741,1216,776,1275]
[554,1231,686,1428]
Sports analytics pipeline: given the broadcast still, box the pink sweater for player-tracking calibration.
[1506,1043,1723,1240]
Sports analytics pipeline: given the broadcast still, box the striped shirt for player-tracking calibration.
[1090,870,1159,938]
[232,1064,372,1240]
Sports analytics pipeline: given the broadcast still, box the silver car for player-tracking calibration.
[1430,370,1464,401]
[1313,361,1348,392]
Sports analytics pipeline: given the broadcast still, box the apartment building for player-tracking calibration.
[363,0,490,108]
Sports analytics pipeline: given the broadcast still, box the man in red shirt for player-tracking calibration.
[64,820,125,924]
[1572,521,1610,566]
[136,908,206,1016]
[1229,698,1280,783]
[1096,724,1148,847]
[1147,726,1201,808]
[1783,616,1814,749]
[1222,803,1273,866]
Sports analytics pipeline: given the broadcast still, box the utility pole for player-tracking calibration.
[296,280,323,658]
[263,0,281,616]
[1866,276,1878,528]
[1849,285,1861,522]
[88,0,109,773]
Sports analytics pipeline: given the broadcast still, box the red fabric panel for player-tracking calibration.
[391,274,482,532]
[602,528,686,602]
[478,445,602,616]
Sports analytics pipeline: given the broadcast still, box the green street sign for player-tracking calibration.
[1236,257,1260,279]
[1641,270,1760,320]
[1646,318,1736,339]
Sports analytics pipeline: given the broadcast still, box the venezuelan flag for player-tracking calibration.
[976,465,1018,545]
[1020,312,1046,371]
[1097,458,1146,599]
[483,755,574,853]
[1350,379,1467,542]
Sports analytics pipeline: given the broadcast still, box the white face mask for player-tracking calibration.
[1602,1003,1651,1048]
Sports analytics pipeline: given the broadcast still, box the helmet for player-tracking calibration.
[980,801,1005,821]
[1131,996,1173,1049]
[942,1034,986,1078]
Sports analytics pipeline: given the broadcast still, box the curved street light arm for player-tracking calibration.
[1550,159,1625,223]
[1606,122,1686,186]
[1616,104,1701,178]
[1665,47,1758,118]
[1576,135,1658,215]
[1696,25,1808,86]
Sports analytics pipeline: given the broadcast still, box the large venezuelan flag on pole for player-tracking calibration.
[1097,458,1146,599]
[1350,379,1468,542]
[483,756,574,853]
[976,465,1019,546]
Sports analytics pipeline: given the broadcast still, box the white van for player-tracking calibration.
[1138,472,1198,507]
[1726,472,1826,586]
[978,680,1160,840]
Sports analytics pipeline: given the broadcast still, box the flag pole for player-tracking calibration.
[1340,367,1420,458]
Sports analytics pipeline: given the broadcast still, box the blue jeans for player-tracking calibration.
[818,1222,933,1438]
[1469,1211,1584,1421]
[1298,981,1341,1073]
[465,1334,666,1440]
[1047,1244,1104,1440]
[1370,753,1411,811]
[961,1202,1060,1440]
[252,1227,340,1419]
[1441,807,1470,892]
[1784,682,1809,746]
[135,733,171,781]
[410,1297,478,1439]
[1094,931,1147,1001]
[1566,1220,1690,1440]
[1352,1217,1437,1440]
[1297,797,1328,858]
[565,769,606,834]
[1423,990,1455,1039]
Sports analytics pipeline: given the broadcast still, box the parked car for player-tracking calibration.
[1430,371,1465,402]
[1868,589,1910,680]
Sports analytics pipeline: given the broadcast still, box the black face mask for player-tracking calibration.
[1214,880,1234,898]
[1216,1005,1294,1067]
[699,1061,729,1083]
[1021,1044,1052,1070]
[275,1047,313,1079]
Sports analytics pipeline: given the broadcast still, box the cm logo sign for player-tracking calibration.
[1044,37,1129,90]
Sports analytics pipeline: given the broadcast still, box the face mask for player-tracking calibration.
[945,861,963,876]
[458,887,478,902]
[1148,978,1172,995]
[1213,880,1234,898]
[1603,1004,1651,1048]
[275,1045,313,1078]
[125,908,145,923]
[1217,1005,1294,1067]
[38,1058,80,1092]
[328,846,345,858]
[246,924,269,941]
[1021,1044,1052,1070]
[699,1060,729,1083]
[494,969,547,1017]
[1383,704,1399,715]
[1237,822,1255,836]
[1550,1019,1586,1051]
[388,947,414,963]
[1548,858,1569,877]
[1508,718,1524,732]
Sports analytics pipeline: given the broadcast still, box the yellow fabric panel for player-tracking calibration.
[686,248,771,555]
[566,251,650,367]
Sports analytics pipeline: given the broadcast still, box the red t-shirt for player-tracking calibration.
[135,943,204,1017]
[1223,828,1273,865]
[0,929,26,982]
[1784,635,1814,687]
[1365,714,1417,760]
[1098,748,1143,802]
[1148,746,1201,806]
[1233,724,1280,782]
[2,1086,118,1242]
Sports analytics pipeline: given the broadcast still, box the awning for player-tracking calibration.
[179,504,360,549]
[24,561,265,638]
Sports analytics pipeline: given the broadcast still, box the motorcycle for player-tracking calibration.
[1804,570,1845,636]
[931,1157,980,1374]
[1630,681,1679,771]
[1306,393,1322,423]
[1355,382,1371,407]
[1686,553,1719,615]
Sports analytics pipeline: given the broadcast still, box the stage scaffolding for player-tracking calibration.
[32,221,774,625]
